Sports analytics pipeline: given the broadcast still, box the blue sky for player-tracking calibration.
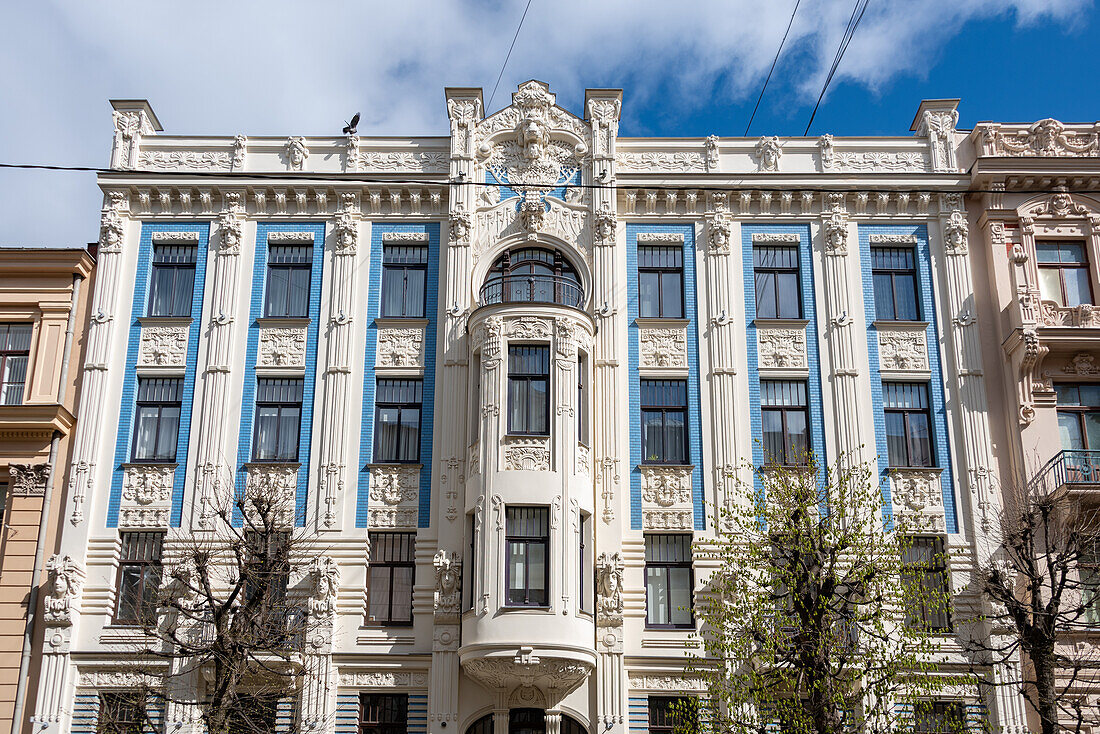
[0,0,1096,247]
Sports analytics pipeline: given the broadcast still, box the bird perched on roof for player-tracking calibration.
[342,112,360,135]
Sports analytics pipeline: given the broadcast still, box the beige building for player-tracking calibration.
[0,247,94,734]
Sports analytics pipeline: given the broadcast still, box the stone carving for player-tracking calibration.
[980,118,1099,157]
[595,552,624,627]
[308,555,340,620]
[77,670,162,688]
[704,135,720,172]
[338,671,429,688]
[357,151,449,173]
[891,469,946,533]
[218,212,243,255]
[919,109,959,172]
[577,444,591,477]
[594,206,616,246]
[520,190,548,231]
[232,135,247,169]
[555,318,578,360]
[151,231,201,243]
[758,328,807,369]
[44,554,83,626]
[1036,187,1089,218]
[368,465,420,506]
[878,328,928,371]
[637,232,684,244]
[508,316,552,340]
[639,328,687,369]
[99,208,126,253]
[616,151,705,172]
[433,550,462,622]
[119,506,170,528]
[942,210,968,255]
[112,110,147,170]
[823,211,848,255]
[333,211,358,254]
[755,136,782,172]
[504,436,551,471]
[285,137,309,171]
[244,464,298,523]
[258,326,307,368]
[869,233,918,245]
[378,328,424,368]
[449,204,472,243]
[751,232,799,243]
[707,213,731,255]
[643,509,694,530]
[139,151,230,170]
[138,325,189,367]
[1064,353,1099,375]
[268,231,315,243]
[122,464,174,505]
[8,463,49,496]
[640,465,693,507]
[462,655,593,696]
[628,674,707,692]
[823,149,927,172]
[1038,301,1100,327]
[368,507,417,529]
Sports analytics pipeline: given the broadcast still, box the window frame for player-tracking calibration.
[638,244,685,319]
[97,690,145,734]
[251,378,304,462]
[484,247,583,308]
[1036,240,1093,307]
[146,243,197,318]
[131,377,184,463]
[0,323,32,406]
[380,244,428,319]
[1081,535,1100,627]
[641,379,689,465]
[263,244,313,319]
[883,382,935,468]
[644,533,695,629]
[113,531,165,626]
[358,693,409,734]
[913,700,967,734]
[1055,383,1100,451]
[507,345,551,436]
[901,536,952,632]
[648,696,696,734]
[760,379,810,467]
[373,379,423,463]
[366,532,416,626]
[504,506,551,608]
[870,245,920,321]
[753,244,802,319]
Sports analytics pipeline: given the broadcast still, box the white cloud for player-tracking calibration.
[0,0,1087,246]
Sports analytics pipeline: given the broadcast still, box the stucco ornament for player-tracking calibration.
[433,550,462,622]
[639,328,687,369]
[368,465,419,505]
[138,325,188,367]
[983,118,1100,157]
[508,316,552,340]
[891,469,946,532]
[707,213,731,255]
[520,190,548,231]
[942,210,969,255]
[378,328,424,367]
[44,554,84,626]
[232,134,247,169]
[504,436,551,471]
[218,211,243,255]
[595,552,625,627]
[243,464,298,523]
[758,328,807,369]
[878,329,928,371]
[285,136,309,171]
[258,326,307,368]
[333,211,358,254]
[122,464,174,505]
[920,109,959,172]
[755,136,782,172]
[98,208,126,253]
[823,211,849,255]
[8,463,49,496]
[1065,353,1099,375]
[308,555,340,620]
[449,204,472,243]
[594,206,616,246]
[704,134,720,171]
[640,465,692,506]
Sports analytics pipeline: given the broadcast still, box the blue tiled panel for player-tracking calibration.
[71,693,99,734]
[858,224,958,534]
[488,168,580,204]
[335,693,359,734]
[741,224,827,487]
[626,223,705,531]
[357,223,440,528]
[108,222,210,528]
[628,696,649,732]
[275,696,296,733]
[408,693,428,734]
[235,223,325,527]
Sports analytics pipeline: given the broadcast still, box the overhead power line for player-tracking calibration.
[745,0,803,137]
[804,0,871,135]
[486,0,535,112]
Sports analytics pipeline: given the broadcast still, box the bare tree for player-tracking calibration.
[972,470,1100,734]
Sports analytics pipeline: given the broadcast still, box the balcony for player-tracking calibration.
[479,274,584,310]
[1031,450,1100,504]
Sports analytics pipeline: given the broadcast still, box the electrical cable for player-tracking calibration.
[804,0,871,135]
[745,0,802,137]
[486,0,535,112]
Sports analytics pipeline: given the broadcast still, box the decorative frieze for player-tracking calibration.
[636,232,684,244]
[367,464,420,529]
[8,463,50,496]
[357,151,449,173]
[381,232,430,244]
[616,151,705,172]
[377,327,425,368]
[639,326,688,370]
[337,671,429,688]
[140,151,229,170]
[1038,301,1100,327]
[876,324,929,372]
[757,324,808,370]
[869,233,919,245]
[258,325,307,368]
[77,670,163,688]
[890,468,946,533]
[507,316,552,340]
[751,232,799,244]
[628,674,707,692]
[978,119,1099,157]
[150,231,202,243]
[119,464,175,529]
[138,324,189,368]
[267,231,315,244]
[503,436,551,472]
[642,509,694,530]
[639,465,692,507]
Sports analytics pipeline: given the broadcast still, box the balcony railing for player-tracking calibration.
[479,274,584,309]
[1030,449,1100,492]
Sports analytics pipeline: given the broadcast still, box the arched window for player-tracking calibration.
[463,711,588,734]
[465,714,492,734]
[481,248,583,308]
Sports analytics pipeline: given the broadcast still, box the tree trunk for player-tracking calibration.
[1032,645,1060,734]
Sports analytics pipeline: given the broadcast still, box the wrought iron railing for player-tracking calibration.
[479,274,584,309]
[1029,449,1100,493]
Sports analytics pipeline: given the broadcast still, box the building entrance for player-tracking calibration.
[464,710,588,734]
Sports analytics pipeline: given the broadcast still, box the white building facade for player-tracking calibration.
[35,82,1028,734]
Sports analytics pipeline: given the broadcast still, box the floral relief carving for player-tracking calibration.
[244,464,298,524]
[877,329,928,371]
[337,672,429,688]
[357,151,449,173]
[378,328,424,368]
[507,316,552,340]
[139,150,230,170]
[642,509,694,531]
[258,326,307,368]
[368,465,420,506]
[8,463,50,496]
[138,325,188,367]
[616,151,705,172]
[640,465,693,507]
[628,674,707,692]
[890,469,946,533]
[980,119,1099,157]
[504,436,551,472]
[1064,353,1099,375]
[77,670,162,688]
[818,135,928,171]
[757,328,807,369]
[122,465,174,505]
[639,328,687,369]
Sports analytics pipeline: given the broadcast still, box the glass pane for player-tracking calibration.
[907,413,933,467]
[873,272,895,320]
[646,566,669,625]
[1065,266,1092,307]
[381,267,404,317]
[1058,412,1084,450]
[172,267,195,317]
[398,407,420,461]
[643,411,664,462]
[669,566,693,625]
[786,409,809,463]
[253,406,280,460]
[148,266,173,316]
[528,542,547,605]
[529,378,549,434]
[507,542,527,605]
[762,410,784,464]
[141,566,162,623]
[665,411,686,464]
[755,272,776,318]
[117,567,141,622]
[277,407,300,460]
[1086,412,1100,451]
[391,567,413,621]
[154,406,180,461]
[639,272,660,318]
[376,407,399,461]
[404,269,426,318]
[1035,242,1061,263]
[264,266,289,317]
[661,271,683,318]
[896,274,919,320]
[368,567,392,621]
[288,267,311,317]
[1,355,27,404]
[777,272,800,318]
[885,412,908,466]
[508,379,528,433]
[1038,268,1063,305]
[133,407,160,461]
[1080,385,1100,407]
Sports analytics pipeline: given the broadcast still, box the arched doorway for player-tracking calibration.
[464,711,588,734]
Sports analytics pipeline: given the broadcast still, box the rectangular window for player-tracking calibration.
[579,513,590,614]
[147,244,197,317]
[914,701,966,734]
[754,245,801,319]
[648,697,696,734]
[577,352,589,446]
[359,693,409,734]
[1055,383,1100,451]
[506,506,549,607]
[252,378,303,462]
[374,379,422,463]
[901,536,951,631]
[508,346,550,435]
[871,246,919,321]
[883,382,934,467]
[114,531,164,626]
[97,691,145,734]
[1082,535,1100,627]
[1037,241,1092,307]
[641,379,688,464]
[380,245,428,318]
[243,530,291,640]
[761,380,809,466]
[264,244,312,318]
[131,378,183,462]
[0,324,32,405]
[367,532,415,625]
[638,245,684,319]
[226,695,279,734]
[645,534,694,628]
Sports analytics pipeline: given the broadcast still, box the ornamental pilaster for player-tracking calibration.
[110,100,160,170]
[913,99,960,173]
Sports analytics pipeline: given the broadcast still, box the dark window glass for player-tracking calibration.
[1037,241,1092,307]
[871,246,919,321]
[754,245,801,319]
[252,378,303,461]
[0,482,6,527]
[374,379,422,463]
[381,245,428,318]
[131,378,183,462]
[883,382,933,467]
[648,697,696,734]
[367,532,415,625]
[359,694,408,734]
[243,531,291,642]
[645,534,694,628]
[482,248,583,308]
[761,380,809,466]
[508,346,550,435]
[913,701,966,734]
[641,379,688,464]
[1082,535,1100,626]
[901,536,951,631]
[97,691,145,734]
[638,245,684,319]
[113,532,164,625]
[147,244,197,318]
[579,514,590,613]
[264,244,312,318]
[506,507,549,607]
[1055,383,1100,451]
[0,324,32,405]
[226,694,279,734]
